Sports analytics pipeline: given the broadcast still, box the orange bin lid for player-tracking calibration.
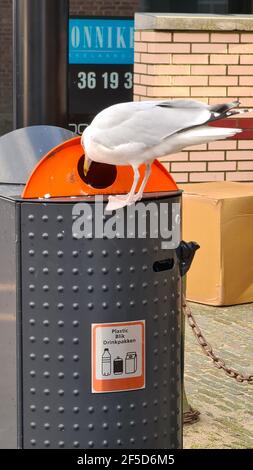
[22,136,178,199]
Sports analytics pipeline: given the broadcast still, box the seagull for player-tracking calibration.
[81,99,249,211]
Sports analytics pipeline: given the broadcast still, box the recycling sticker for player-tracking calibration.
[91,320,145,393]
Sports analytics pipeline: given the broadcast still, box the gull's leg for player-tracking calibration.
[132,162,152,202]
[105,165,140,211]
[125,165,140,205]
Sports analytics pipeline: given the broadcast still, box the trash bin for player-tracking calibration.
[0,127,185,449]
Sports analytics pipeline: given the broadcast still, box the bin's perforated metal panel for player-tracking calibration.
[20,197,182,449]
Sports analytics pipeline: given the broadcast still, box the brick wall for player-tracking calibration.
[134,29,253,183]
[70,0,138,16]
[0,0,138,136]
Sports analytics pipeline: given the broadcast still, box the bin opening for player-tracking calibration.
[22,136,178,199]
[77,156,117,189]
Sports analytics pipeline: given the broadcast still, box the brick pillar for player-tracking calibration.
[134,13,253,184]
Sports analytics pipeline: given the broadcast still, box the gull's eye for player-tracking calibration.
[77,155,117,189]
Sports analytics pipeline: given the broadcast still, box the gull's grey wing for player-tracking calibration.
[90,100,212,150]
[157,99,209,109]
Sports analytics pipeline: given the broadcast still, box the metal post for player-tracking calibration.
[13,0,69,129]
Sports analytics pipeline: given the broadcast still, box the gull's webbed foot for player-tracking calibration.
[105,194,136,212]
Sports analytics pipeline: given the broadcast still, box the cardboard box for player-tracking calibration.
[180,182,253,306]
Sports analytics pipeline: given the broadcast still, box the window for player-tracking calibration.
[198,1,228,13]
[139,0,253,14]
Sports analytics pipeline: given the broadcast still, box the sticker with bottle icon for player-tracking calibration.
[92,320,145,393]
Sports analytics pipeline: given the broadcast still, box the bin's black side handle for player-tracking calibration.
[153,258,174,272]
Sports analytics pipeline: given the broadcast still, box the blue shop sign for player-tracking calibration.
[69,18,134,65]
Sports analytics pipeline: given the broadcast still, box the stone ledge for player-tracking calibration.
[135,13,253,32]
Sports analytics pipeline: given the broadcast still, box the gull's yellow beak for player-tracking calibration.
[83,157,91,176]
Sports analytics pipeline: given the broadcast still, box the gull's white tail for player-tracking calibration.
[187,125,242,139]
[170,125,242,149]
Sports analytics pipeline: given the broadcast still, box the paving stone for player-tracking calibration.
[184,302,253,449]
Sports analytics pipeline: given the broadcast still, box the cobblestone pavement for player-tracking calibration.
[183,302,253,449]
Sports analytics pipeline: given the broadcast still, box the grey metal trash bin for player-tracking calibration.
[0,128,183,449]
